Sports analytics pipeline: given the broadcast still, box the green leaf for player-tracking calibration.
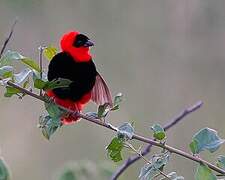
[0,66,13,85]
[34,79,47,89]
[2,72,13,79]
[39,115,61,140]
[139,163,158,180]
[21,58,41,72]
[0,66,14,77]
[4,86,20,97]
[117,122,134,140]
[43,78,72,90]
[43,46,58,61]
[216,155,225,170]
[160,172,184,180]
[151,124,166,141]
[106,137,124,162]
[23,79,29,88]
[111,93,123,111]
[0,78,11,86]
[45,101,66,118]
[0,51,40,72]
[195,164,216,180]
[114,93,123,105]
[14,68,32,84]
[139,151,170,180]
[0,158,10,180]
[34,78,72,91]
[0,50,25,66]
[32,69,48,81]
[189,128,225,154]
[97,103,110,118]
[189,139,199,154]
[1,68,32,90]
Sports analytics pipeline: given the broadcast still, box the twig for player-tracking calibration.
[125,142,151,164]
[1,78,224,176]
[111,101,203,180]
[38,46,44,96]
[163,101,203,131]
[132,135,225,175]
[0,18,18,58]
[0,26,224,178]
[0,77,46,102]
[125,142,171,180]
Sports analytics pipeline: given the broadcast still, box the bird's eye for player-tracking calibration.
[76,40,82,45]
[73,34,90,47]
[73,40,84,47]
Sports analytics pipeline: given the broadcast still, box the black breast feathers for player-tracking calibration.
[47,52,97,101]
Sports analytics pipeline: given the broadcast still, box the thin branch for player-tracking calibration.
[1,78,224,176]
[0,77,46,102]
[38,46,44,96]
[111,101,203,180]
[0,18,18,58]
[133,135,225,175]
[164,101,203,131]
[125,142,171,180]
[0,25,223,178]
[125,142,151,164]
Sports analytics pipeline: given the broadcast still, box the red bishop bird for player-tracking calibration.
[47,31,112,124]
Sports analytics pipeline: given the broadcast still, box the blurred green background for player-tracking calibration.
[1,0,225,179]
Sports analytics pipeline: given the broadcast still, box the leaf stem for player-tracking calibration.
[125,142,171,180]
[0,77,46,102]
[38,46,44,96]
[1,21,223,179]
[111,101,202,179]
[125,142,150,164]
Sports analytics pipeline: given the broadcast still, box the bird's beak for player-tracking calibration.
[84,40,94,47]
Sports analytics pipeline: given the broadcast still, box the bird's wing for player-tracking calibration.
[91,73,113,106]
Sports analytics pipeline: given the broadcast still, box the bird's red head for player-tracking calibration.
[60,31,94,62]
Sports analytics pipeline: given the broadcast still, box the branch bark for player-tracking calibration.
[1,23,224,178]
[2,78,225,176]
[0,18,18,58]
[38,46,44,96]
[111,101,202,180]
